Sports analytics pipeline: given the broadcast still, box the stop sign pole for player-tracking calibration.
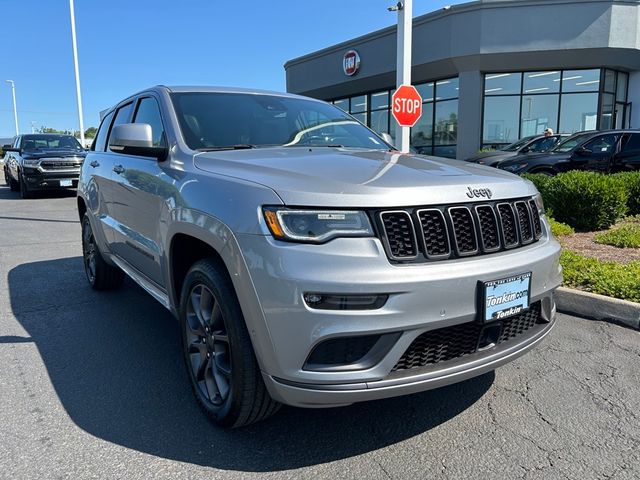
[390,0,413,153]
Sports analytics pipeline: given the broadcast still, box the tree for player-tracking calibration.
[84,127,97,138]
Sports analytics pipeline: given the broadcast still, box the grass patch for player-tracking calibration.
[548,217,574,237]
[594,223,640,248]
[560,250,640,303]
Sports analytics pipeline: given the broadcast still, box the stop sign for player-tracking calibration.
[392,85,423,127]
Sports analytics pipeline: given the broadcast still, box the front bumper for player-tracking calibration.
[22,167,80,189]
[263,310,554,407]
[235,220,562,408]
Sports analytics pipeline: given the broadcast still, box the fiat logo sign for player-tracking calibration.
[343,50,361,76]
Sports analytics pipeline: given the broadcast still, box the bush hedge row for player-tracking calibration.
[523,171,640,232]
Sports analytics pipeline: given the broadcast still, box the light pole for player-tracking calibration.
[5,80,19,135]
[389,0,413,153]
[69,0,85,146]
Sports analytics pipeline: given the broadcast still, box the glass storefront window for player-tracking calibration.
[560,93,598,133]
[523,71,560,94]
[604,69,616,93]
[411,103,434,148]
[371,91,390,110]
[436,78,459,100]
[484,72,522,95]
[415,82,434,102]
[562,69,600,93]
[351,112,367,125]
[370,109,389,135]
[433,145,457,158]
[600,93,615,130]
[616,72,628,102]
[483,96,520,144]
[434,100,458,145]
[350,95,367,113]
[333,99,348,112]
[520,95,559,137]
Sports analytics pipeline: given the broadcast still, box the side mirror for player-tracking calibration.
[109,123,167,160]
[380,132,395,147]
[3,147,19,153]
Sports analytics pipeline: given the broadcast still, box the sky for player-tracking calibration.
[0,0,464,137]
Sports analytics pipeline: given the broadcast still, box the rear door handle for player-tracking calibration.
[89,160,100,168]
[113,165,125,174]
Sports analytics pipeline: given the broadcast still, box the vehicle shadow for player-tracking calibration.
[7,257,494,472]
[0,183,77,200]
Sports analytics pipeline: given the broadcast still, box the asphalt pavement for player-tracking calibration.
[0,183,639,480]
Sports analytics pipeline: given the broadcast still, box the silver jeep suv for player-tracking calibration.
[77,86,562,428]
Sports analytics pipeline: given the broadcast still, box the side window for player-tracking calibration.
[620,134,640,154]
[133,97,166,147]
[107,102,134,150]
[583,134,619,154]
[92,111,115,152]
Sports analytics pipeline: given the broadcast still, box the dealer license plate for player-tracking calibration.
[482,273,531,322]
[59,179,73,187]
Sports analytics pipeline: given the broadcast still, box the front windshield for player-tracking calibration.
[551,132,594,153]
[21,134,83,151]
[171,92,389,151]
[501,136,536,152]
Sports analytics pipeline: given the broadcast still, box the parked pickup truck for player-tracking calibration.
[4,134,86,198]
[77,86,562,428]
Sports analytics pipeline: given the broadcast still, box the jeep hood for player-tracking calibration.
[194,147,538,207]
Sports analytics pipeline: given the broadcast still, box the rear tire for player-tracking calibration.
[81,213,124,290]
[179,258,280,428]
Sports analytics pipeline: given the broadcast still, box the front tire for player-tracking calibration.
[6,169,19,191]
[180,259,280,428]
[81,213,124,290]
[19,172,32,198]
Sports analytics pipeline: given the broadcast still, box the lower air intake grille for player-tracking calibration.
[392,303,543,372]
[305,335,381,368]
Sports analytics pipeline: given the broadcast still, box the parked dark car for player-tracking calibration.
[3,134,86,198]
[498,130,640,175]
[466,134,565,167]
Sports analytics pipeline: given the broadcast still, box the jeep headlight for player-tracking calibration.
[263,208,374,243]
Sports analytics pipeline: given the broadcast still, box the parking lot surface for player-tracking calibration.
[0,184,639,480]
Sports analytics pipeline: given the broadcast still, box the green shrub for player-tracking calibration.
[543,171,627,232]
[548,217,575,237]
[612,172,640,216]
[594,223,640,248]
[522,173,554,201]
[560,250,640,303]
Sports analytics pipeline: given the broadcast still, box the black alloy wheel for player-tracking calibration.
[82,219,98,285]
[179,259,280,428]
[81,213,124,290]
[185,283,232,406]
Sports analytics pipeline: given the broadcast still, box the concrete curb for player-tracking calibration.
[555,287,640,330]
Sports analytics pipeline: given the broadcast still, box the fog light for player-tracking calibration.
[303,293,388,310]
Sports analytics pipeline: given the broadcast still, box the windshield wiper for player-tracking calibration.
[197,144,255,152]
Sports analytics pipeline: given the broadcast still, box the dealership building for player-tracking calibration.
[285,0,640,159]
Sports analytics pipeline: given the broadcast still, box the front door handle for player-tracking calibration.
[89,160,100,168]
[113,165,125,174]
